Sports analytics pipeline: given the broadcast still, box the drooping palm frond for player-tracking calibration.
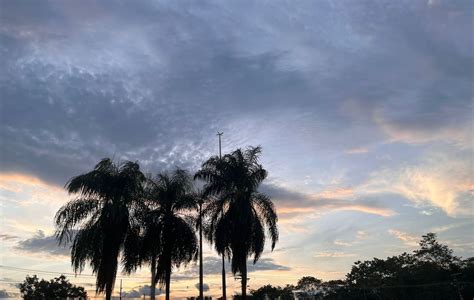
[55,198,101,244]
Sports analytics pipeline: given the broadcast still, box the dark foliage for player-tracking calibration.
[195,146,279,298]
[251,284,294,300]
[54,158,146,300]
[123,169,198,300]
[252,233,474,300]
[19,275,87,300]
[296,276,322,292]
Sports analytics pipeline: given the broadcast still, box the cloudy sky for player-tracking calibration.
[0,0,472,298]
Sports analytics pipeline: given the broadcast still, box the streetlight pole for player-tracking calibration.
[119,279,122,300]
[217,131,226,300]
[199,197,204,300]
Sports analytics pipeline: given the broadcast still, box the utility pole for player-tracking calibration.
[119,279,122,300]
[217,131,226,300]
[199,197,204,300]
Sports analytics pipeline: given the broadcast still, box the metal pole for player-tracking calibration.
[217,131,226,300]
[217,132,223,158]
[119,279,122,300]
[199,201,204,300]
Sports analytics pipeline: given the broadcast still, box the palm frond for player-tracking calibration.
[55,198,101,244]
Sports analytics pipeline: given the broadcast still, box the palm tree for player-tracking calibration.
[195,146,279,299]
[135,169,198,300]
[55,158,146,300]
[121,178,160,300]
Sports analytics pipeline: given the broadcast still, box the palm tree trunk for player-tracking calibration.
[241,262,247,300]
[165,259,171,300]
[151,257,157,300]
[103,249,119,300]
[105,284,113,300]
[222,254,227,299]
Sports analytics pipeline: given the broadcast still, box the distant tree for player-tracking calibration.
[250,234,474,300]
[55,158,146,300]
[459,257,474,299]
[414,233,460,268]
[19,275,87,300]
[296,276,322,292]
[342,233,472,299]
[195,146,279,299]
[280,284,296,300]
[251,284,296,300]
[251,284,281,300]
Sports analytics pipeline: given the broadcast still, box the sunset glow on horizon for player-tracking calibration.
[1,0,472,298]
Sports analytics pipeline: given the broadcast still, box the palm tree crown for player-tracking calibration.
[55,158,146,300]
[195,146,278,298]
[130,169,198,300]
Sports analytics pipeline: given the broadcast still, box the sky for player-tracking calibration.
[0,0,473,298]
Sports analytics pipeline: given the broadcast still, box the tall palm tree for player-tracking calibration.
[135,169,198,300]
[121,178,160,300]
[55,158,146,300]
[195,146,279,299]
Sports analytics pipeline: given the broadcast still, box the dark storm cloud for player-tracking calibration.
[15,230,70,256]
[0,0,471,186]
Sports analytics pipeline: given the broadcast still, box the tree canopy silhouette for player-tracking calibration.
[251,233,474,300]
[19,275,87,300]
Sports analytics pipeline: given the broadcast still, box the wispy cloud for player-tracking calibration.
[360,152,473,217]
[314,251,356,258]
[345,147,369,155]
[388,229,419,247]
[0,234,18,241]
[263,184,395,219]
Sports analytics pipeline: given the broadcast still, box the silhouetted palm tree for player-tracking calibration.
[121,177,159,300]
[55,158,146,300]
[195,146,279,299]
[134,169,198,300]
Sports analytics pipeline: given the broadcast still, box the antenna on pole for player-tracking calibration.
[216,131,226,300]
[217,132,223,159]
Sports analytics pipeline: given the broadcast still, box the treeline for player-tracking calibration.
[19,275,87,300]
[250,233,474,300]
[53,146,278,300]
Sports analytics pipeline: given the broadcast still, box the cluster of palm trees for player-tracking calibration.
[54,146,279,300]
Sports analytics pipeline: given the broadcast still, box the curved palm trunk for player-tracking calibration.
[241,262,247,300]
[151,258,157,300]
